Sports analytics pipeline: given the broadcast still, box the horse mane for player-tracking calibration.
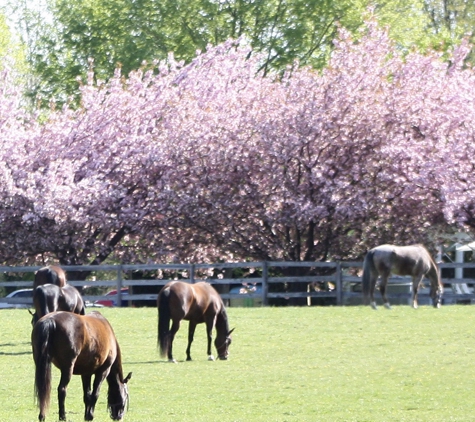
[106,342,129,417]
[215,307,230,335]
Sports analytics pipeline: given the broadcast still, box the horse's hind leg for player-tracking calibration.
[167,320,181,363]
[379,275,392,310]
[186,321,197,361]
[58,366,73,421]
[369,273,378,310]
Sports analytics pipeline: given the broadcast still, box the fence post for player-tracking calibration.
[117,265,123,307]
[190,264,195,283]
[336,262,342,306]
[262,261,268,306]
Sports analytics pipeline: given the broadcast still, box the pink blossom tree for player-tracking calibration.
[0,20,472,267]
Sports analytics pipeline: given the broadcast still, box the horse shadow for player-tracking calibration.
[0,341,31,356]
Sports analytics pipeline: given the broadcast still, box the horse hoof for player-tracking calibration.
[370,302,378,310]
[384,303,392,310]
[168,359,177,364]
[208,355,215,361]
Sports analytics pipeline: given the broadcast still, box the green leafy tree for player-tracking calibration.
[5,0,447,104]
[0,10,26,74]
[422,0,475,59]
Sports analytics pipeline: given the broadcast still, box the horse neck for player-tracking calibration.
[108,345,125,384]
[215,308,230,336]
[427,258,441,285]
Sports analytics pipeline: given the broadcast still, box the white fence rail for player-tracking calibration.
[0,261,473,307]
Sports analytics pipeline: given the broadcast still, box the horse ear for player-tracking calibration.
[124,372,132,383]
[228,328,235,336]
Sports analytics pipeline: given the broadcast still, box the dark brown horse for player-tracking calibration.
[34,265,67,289]
[157,281,234,362]
[362,244,443,310]
[32,284,85,324]
[32,311,132,421]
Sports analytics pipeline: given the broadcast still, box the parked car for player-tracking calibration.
[95,288,129,307]
[0,288,33,309]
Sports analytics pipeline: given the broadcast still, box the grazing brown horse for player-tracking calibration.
[362,244,443,310]
[32,284,85,324]
[157,281,234,362]
[34,265,67,289]
[32,311,132,421]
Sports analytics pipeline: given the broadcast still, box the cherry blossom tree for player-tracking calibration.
[0,20,473,268]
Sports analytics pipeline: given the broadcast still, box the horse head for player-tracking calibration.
[108,372,132,421]
[215,328,235,360]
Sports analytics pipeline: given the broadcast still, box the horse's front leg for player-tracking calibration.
[412,276,423,309]
[379,275,392,310]
[84,369,109,421]
[186,321,197,361]
[81,374,93,419]
[58,366,73,421]
[430,280,443,308]
[205,318,216,361]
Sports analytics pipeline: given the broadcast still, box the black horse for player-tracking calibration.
[32,283,85,324]
[157,281,234,362]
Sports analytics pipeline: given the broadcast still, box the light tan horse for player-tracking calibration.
[362,244,443,309]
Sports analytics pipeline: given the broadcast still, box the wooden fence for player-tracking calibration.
[0,261,474,307]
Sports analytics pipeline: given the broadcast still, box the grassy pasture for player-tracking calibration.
[1,305,474,421]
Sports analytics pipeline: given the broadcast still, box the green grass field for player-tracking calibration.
[1,305,474,422]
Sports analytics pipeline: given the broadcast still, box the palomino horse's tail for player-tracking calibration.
[362,249,376,304]
[32,317,54,418]
[157,288,171,358]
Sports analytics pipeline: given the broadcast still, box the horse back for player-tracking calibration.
[373,244,435,277]
[42,311,118,374]
[34,312,87,369]
[34,265,67,289]
[188,282,224,319]
[60,284,86,315]
[33,284,61,320]
[74,312,119,373]
[164,281,223,322]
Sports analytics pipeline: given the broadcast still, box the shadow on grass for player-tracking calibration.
[0,341,31,356]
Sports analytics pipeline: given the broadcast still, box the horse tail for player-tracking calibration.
[32,286,49,324]
[32,317,54,417]
[157,288,171,358]
[362,249,376,303]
